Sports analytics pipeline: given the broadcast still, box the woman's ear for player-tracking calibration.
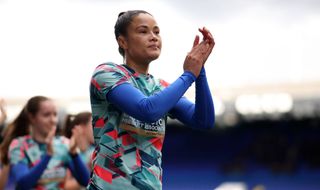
[28,113,35,125]
[117,36,128,50]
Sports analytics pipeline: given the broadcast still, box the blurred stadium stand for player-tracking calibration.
[162,81,320,190]
[2,81,320,190]
[163,117,320,190]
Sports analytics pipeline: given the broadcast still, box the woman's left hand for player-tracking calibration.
[69,125,82,155]
[199,27,214,45]
[198,27,215,65]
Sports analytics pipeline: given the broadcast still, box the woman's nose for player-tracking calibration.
[150,32,158,41]
[51,115,58,125]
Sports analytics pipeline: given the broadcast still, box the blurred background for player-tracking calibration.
[1,0,320,189]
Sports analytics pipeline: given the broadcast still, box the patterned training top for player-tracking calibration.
[9,135,72,190]
[88,62,169,190]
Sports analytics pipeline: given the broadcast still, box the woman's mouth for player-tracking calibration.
[148,45,159,50]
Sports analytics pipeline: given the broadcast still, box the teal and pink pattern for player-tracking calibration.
[9,135,72,189]
[79,145,95,169]
[89,62,169,190]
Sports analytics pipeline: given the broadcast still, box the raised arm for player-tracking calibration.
[67,127,90,187]
[170,68,215,129]
[169,27,215,129]
[108,71,196,123]
[108,29,214,123]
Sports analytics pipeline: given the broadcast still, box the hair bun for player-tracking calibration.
[118,12,125,18]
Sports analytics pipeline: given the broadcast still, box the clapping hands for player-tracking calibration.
[45,126,56,156]
[183,27,215,77]
[69,125,83,155]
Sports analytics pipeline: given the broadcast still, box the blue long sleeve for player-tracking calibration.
[170,68,215,129]
[67,153,90,187]
[193,67,215,128]
[12,154,51,190]
[107,71,196,123]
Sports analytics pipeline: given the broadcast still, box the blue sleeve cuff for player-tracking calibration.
[183,71,197,81]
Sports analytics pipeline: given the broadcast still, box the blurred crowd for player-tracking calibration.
[0,97,93,190]
[1,96,320,190]
[220,117,320,174]
[163,116,320,175]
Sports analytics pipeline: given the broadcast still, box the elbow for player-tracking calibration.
[79,179,90,187]
[138,100,164,123]
[73,172,90,187]
[141,112,163,123]
[206,116,215,129]
[202,109,215,129]
[199,120,215,130]
[15,178,23,190]
[206,120,215,129]
[78,171,90,186]
[192,114,215,130]
[16,180,30,190]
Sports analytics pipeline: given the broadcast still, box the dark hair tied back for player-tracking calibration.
[118,12,125,18]
[114,10,151,57]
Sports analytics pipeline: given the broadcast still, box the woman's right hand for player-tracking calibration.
[183,27,215,77]
[45,126,56,156]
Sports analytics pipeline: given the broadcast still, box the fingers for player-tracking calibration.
[192,35,200,48]
[69,129,77,152]
[45,126,56,144]
[69,137,77,154]
[199,27,209,40]
[69,135,75,147]
[70,126,82,145]
[198,27,208,41]
[72,125,83,137]
[193,39,212,57]
[199,27,214,45]
[192,27,214,52]
[184,27,215,75]
[45,126,56,155]
[189,40,213,66]
[69,126,82,154]
[49,126,56,138]
[198,27,215,58]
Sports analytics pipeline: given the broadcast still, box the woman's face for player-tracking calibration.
[124,13,162,63]
[30,100,58,137]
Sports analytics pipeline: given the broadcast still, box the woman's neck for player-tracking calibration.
[31,128,47,143]
[125,58,150,75]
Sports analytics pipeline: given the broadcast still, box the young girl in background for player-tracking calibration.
[63,111,94,190]
[0,96,90,190]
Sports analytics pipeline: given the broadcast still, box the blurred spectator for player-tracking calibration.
[0,98,7,143]
[0,96,90,190]
[0,164,10,190]
[62,111,94,190]
[0,97,23,190]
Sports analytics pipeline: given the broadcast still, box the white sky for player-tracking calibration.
[1,0,320,100]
